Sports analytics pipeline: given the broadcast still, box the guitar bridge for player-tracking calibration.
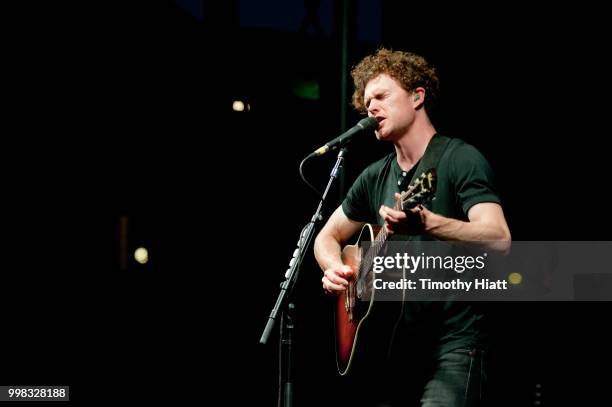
[345,283,354,321]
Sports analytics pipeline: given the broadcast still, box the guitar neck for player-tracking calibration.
[361,225,389,275]
[360,168,436,277]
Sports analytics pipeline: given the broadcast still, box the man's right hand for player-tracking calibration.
[322,265,355,296]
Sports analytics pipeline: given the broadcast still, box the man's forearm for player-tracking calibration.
[313,235,345,271]
[425,212,511,253]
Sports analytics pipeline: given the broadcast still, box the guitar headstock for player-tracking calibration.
[400,168,437,210]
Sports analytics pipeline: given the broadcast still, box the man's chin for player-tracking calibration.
[375,130,390,141]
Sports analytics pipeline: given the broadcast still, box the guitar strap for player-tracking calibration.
[402,133,451,248]
[406,133,451,195]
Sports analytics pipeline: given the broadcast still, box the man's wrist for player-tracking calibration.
[321,259,344,273]
[424,211,443,233]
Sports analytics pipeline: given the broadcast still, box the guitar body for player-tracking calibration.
[337,223,396,376]
[333,169,437,376]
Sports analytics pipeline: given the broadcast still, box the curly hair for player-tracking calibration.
[351,48,439,114]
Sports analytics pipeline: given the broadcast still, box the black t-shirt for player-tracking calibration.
[341,137,502,357]
[343,137,500,224]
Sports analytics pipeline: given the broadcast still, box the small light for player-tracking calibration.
[232,100,245,112]
[508,272,522,285]
[134,247,149,264]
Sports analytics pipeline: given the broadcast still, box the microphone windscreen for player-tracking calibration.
[358,117,379,132]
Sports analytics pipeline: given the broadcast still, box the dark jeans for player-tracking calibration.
[419,348,486,407]
[358,347,487,407]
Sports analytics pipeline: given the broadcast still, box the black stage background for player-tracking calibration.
[1,1,610,404]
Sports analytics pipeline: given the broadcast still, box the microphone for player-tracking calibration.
[308,117,379,158]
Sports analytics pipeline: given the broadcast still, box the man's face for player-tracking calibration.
[363,73,414,141]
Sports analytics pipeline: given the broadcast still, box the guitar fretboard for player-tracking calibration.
[356,170,436,293]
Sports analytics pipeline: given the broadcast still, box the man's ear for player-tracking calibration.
[413,87,425,109]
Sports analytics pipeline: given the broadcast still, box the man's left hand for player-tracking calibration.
[379,192,431,235]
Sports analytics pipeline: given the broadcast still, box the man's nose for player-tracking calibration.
[367,101,379,115]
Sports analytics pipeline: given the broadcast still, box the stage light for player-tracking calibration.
[232,100,251,112]
[134,247,149,264]
[508,272,522,285]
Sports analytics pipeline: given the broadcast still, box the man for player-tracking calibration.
[313,48,511,406]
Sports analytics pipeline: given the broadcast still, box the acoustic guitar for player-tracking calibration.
[335,169,437,375]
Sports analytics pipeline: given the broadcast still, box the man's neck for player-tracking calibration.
[394,120,437,171]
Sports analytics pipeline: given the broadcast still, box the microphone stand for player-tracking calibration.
[260,147,348,407]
